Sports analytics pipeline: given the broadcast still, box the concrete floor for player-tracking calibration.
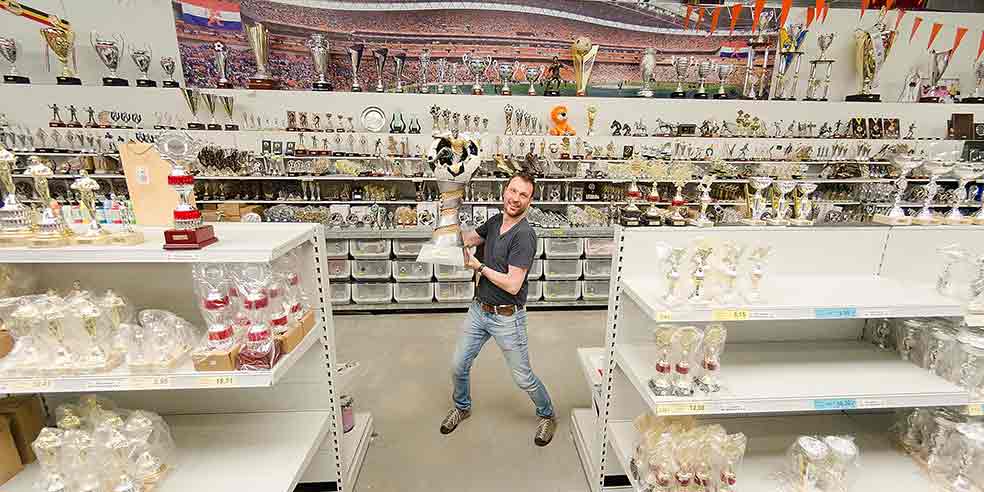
[335,308,606,492]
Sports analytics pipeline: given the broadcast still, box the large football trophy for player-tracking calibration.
[91,31,128,86]
[245,22,280,89]
[846,12,896,102]
[416,135,482,266]
[571,37,599,97]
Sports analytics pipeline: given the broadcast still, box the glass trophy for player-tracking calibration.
[873,153,923,225]
[912,153,956,225]
[943,162,983,225]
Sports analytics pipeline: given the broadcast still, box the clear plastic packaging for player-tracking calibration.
[193,263,237,351]
[234,264,281,370]
[136,309,198,370]
[774,434,860,492]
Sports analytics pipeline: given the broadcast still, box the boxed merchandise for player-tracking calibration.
[0,416,23,486]
[192,343,243,371]
[217,202,241,220]
[0,396,45,464]
[276,309,315,354]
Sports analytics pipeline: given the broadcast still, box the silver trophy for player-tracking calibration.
[416,136,482,266]
[494,60,514,95]
[307,33,332,91]
[372,47,388,92]
[449,62,460,94]
[919,50,952,103]
[435,57,447,94]
[393,52,407,93]
[670,55,692,98]
[91,31,127,86]
[160,56,178,87]
[694,59,713,99]
[348,44,364,92]
[419,49,431,93]
[714,63,735,99]
[0,37,29,84]
[873,153,922,225]
[130,44,155,87]
[462,52,492,95]
[638,47,657,97]
[214,41,231,88]
[805,33,835,101]
[525,66,541,96]
[966,61,984,103]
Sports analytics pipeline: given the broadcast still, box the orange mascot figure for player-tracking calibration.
[548,105,576,136]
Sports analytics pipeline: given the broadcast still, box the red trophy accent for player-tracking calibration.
[156,132,218,250]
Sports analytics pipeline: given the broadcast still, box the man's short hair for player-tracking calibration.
[507,172,536,196]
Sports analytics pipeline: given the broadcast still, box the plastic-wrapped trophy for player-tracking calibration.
[741,176,773,225]
[671,326,702,396]
[0,149,33,245]
[919,50,953,103]
[648,325,675,396]
[688,247,714,304]
[716,242,745,304]
[91,31,128,86]
[155,131,218,249]
[696,324,727,393]
[415,135,482,266]
[193,263,236,352]
[873,153,923,225]
[846,10,896,102]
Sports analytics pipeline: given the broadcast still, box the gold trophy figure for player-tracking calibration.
[846,11,896,102]
[41,27,81,85]
[70,171,110,245]
[0,149,34,246]
[27,159,73,248]
[570,37,599,97]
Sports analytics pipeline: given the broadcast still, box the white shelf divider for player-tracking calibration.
[578,347,606,411]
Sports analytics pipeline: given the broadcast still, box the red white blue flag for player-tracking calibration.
[180,0,242,30]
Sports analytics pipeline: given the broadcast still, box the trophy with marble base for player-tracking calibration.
[27,160,74,248]
[416,135,482,266]
[92,32,129,86]
[157,132,218,250]
[740,176,773,225]
[0,150,33,246]
[0,37,30,84]
[873,154,922,225]
[245,23,280,90]
[42,27,82,85]
[71,171,111,245]
[789,182,817,226]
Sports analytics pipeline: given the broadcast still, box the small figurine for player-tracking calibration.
[543,56,565,96]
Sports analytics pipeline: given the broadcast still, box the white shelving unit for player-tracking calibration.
[572,225,981,492]
[0,223,372,492]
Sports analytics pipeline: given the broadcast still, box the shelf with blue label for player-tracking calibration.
[614,340,968,417]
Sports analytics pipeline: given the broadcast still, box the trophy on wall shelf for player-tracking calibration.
[462,51,492,95]
[965,62,984,104]
[201,93,222,131]
[156,132,217,249]
[846,11,896,102]
[741,176,773,225]
[766,180,797,225]
[373,47,389,92]
[41,27,81,85]
[638,48,657,97]
[416,135,482,266]
[182,88,205,130]
[220,96,238,131]
[307,33,332,91]
[0,150,33,246]
[790,182,818,226]
[213,42,233,89]
[449,61,460,94]
[912,155,955,225]
[661,247,687,306]
[0,37,29,84]
[160,56,179,88]
[70,171,110,245]
[714,63,734,99]
[919,50,952,103]
[742,33,772,100]
[27,158,74,248]
[92,31,128,86]
[943,162,983,225]
[419,49,432,94]
[495,60,515,96]
[245,22,280,90]
[113,199,144,245]
[773,24,806,101]
[130,44,156,87]
[805,33,835,101]
[694,59,713,99]
[571,37,599,97]
[872,153,922,225]
[348,43,364,92]
[524,65,542,96]
[670,55,693,98]
[689,175,714,227]
[435,56,447,94]
[394,52,407,93]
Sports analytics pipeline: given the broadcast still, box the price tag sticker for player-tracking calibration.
[814,307,858,319]
[656,311,673,322]
[85,378,125,390]
[7,378,51,393]
[129,376,172,389]
[966,404,984,417]
[656,402,706,416]
[858,399,885,409]
[200,375,236,388]
[813,398,857,411]
[165,251,202,262]
[861,309,891,318]
[750,311,776,320]
[712,309,749,321]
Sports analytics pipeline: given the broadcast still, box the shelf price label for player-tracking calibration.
[814,307,857,319]
[966,404,984,417]
[813,398,857,411]
[200,375,236,387]
[129,376,173,389]
[5,378,51,393]
[85,378,126,390]
[655,402,706,416]
[712,309,749,321]
[656,311,673,322]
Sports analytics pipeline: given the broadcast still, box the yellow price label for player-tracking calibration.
[655,402,706,416]
[712,309,749,321]
[200,375,235,387]
[130,376,172,389]
[656,311,673,321]
[7,379,51,392]
[966,404,984,417]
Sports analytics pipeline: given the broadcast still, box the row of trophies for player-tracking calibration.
[773,435,861,492]
[650,240,773,308]
[894,408,984,492]
[647,324,728,397]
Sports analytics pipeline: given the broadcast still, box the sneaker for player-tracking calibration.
[534,416,557,446]
[440,408,470,434]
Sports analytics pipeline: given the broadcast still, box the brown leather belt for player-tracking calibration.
[479,302,524,316]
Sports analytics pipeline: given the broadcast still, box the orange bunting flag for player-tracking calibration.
[927,22,943,51]
[752,0,765,33]
[894,9,906,32]
[709,6,722,35]
[684,4,694,29]
[909,16,923,43]
[729,4,743,34]
[860,0,869,20]
[885,0,895,10]
[979,31,984,61]
[778,0,792,28]
[697,7,705,30]
[822,4,830,22]
[815,0,825,18]
[952,26,968,53]
[805,7,815,29]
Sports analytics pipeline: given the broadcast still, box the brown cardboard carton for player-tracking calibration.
[0,416,23,486]
[120,143,185,227]
[239,205,264,217]
[0,396,44,464]
[192,343,243,372]
[275,323,304,354]
[0,331,13,359]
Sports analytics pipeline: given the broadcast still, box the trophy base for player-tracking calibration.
[188,123,206,130]
[136,79,157,87]
[803,97,829,102]
[74,232,111,245]
[670,92,686,99]
[765,218,789,226]
[693,93,709,100]
[527,89,536,96]
[739,219,767,226]
[943,216,973,225]
[247,78,281,90]
[224,124,240,131]
[102,77,130,87]
[639,215,662,227]
[918,96,941,103]
[963,97,984,104]
[872,214,912,226]
[351,85,363,92]
[637,90,654,98]
[0,231,32,247]
[789,219,814,227]
[48,122,66,128]
[162,80,180,88]
[575,90,587,97]
[112,230,145,245]
[164,225,218,250]
[313,81,333,91]
[544,90,560,97]
[29,232,70,248]
[620,216,642,227]
[217,81,234,89]
[713,93,728,99]
[845,93,880,102]
[206,123,223,131]
[772,97,797,101]
[3,75,29,84]
[501,89,511,96]
[472,87,484,95]
[687,218,714,227]
[56,76,82,85]
[911,216,941,225]
[416,243,465,267]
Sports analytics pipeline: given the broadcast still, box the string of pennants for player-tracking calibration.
[681,0,982,62]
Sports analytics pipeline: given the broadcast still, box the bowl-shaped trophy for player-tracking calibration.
[416,135,482,266]
[41,27,81,85]
[0,37,29,84]
[92,31,128,86]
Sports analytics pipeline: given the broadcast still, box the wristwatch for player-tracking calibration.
[478,264,485,275]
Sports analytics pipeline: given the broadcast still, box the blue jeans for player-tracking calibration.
[451,301,554,418]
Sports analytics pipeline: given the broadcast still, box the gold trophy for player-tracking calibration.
[27,158,73,248]
[0,149,34,246]
[244,23,280,90]
[70,171,110,245]
[846,11,896,102]
[41,27,81,85]
[570,37,599,97]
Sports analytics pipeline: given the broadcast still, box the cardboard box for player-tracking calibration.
[276,310,316,354]
[0,416,23,486]
[192,343,243,372]
[0,331,13,359]
[239,205,264,217]
[0,396,44,464]
[217,203,241,219]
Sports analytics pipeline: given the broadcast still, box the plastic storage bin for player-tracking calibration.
[582,280,610,301]
[352,282,393,304]
[351,259,392,280]
[527,280,543,302]
[436,281,475,302]
[394,282,434,303]
[350,239,391,259]
[583,258,612,279]
[324,239,349,259]
[584,238,616,258]
[392,238,428,258]
[544,238,583,259]
[329,282,351,304]
[543,280,582,301]
[528,259,543,279]
[544,259,583,280]
[326,259,351,280]
[435,264,474,281]
[392,260,433,282]
[535,238,544,258]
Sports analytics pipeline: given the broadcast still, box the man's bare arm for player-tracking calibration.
[462,228,484,247]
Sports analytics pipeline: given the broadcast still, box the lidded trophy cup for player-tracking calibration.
[244,22,280,90]
[416,135,482,266]
[307,33,332,91]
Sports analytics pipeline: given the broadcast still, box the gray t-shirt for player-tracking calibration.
[475,213,536,306]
